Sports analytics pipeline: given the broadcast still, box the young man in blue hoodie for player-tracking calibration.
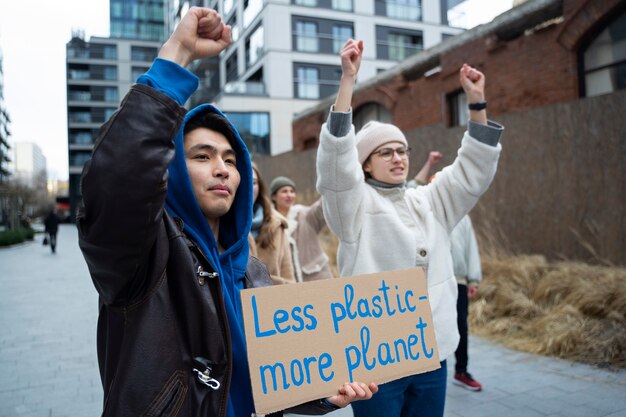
[78,7,376,417]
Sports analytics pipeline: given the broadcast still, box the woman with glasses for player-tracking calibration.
[315,39,503,417]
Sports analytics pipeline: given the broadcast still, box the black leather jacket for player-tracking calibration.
[77,84,336,416]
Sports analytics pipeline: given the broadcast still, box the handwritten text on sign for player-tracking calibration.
[241,267,440,414]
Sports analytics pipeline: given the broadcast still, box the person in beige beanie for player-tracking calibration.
[270,176,334,282]
[316,39,504,417]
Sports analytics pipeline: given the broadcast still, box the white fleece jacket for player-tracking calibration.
[316,122,502,360]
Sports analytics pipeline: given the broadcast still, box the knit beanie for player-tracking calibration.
[355,121,408,164]
[270,176,296,196]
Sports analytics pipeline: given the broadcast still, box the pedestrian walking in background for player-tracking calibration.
[249,162,297,285]
[44,208,60,254]
[316,38,503,417]
[450,214,484,391]
[77,8,375,416]
[270,176,334,282]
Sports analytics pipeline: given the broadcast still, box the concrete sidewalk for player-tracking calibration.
[1,225,625,417]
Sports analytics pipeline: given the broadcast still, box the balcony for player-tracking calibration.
[223,81,266,96]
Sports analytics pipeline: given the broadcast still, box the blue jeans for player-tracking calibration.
[351,361,447,417]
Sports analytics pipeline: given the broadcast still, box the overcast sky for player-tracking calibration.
[0,0,511,182]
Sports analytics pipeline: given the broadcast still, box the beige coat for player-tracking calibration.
[249,210,296,285]
[286,199,333,282]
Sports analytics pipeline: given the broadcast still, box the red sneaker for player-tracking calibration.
[453,372,483,391]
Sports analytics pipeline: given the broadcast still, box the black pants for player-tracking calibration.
[454,283,468,373]
[48,232,57,253]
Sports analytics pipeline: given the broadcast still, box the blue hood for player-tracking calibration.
[165,103,255,417]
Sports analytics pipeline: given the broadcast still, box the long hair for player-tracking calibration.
[252,163,277,249]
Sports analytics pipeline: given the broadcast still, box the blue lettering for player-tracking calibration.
[330,301,347,334]
[252,295,276,338]
[345,345,361,382]
[371,295,383,317]
[360,326,376,371]
[393,338,409,361]
[407,334,420,360]
[345,284,357,320]
[395,285,407,313]
[379,280,396,316]
[378,342,395,366]
[318,353,334,382]
[357,298,371,317]
[290,360,304,386]
[274,309,291,333]
[416,316,435,358]
[291,306,304,331]
[405,290,416,312]
[304,304,317,330]
[260,363,289,394]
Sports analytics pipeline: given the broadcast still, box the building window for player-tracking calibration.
[376,26,423,61]
[104,87,119,102]
[70,151,92,168]
[295,66,319,99]
[375,0,421,21]
[332,0,352,11]
[354,103,392,131]
[131,46,158,62]
[243,0,263,28]
[293,0,352,11]
[294,63,341,99]
[293,16,353,54]
[226,52,239,82]
[223,0,234,15]
[69,131,94,145]
[69,111,91,123]
[131,66,149,81]
[295,21,319,52]
[447,90,468,127]
[582,10,626,97]
[68,88,91,102]
[332,24,353,53]
[224,112,271,155]
[246,25,264,68]
[101,45,115,60]
[103,66,118,80]
[228,13,239,42]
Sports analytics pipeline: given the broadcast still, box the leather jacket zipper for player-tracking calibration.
[190,245,233,417]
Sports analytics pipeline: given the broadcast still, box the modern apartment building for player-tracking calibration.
[12,142,47,190]
[0,47,10,184]
[172,0,464,157]
[0,47,12,230]
[65,0,168,220]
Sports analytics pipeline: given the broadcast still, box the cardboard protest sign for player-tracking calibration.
[241,267,440,414]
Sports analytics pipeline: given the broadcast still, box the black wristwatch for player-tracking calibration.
[468,101,487,111]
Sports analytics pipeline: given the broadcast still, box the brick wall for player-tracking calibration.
[267,0,626,265]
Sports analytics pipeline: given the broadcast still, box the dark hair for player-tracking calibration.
[252,162,277,250]
[183,112,238,147]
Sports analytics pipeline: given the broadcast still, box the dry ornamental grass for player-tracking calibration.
[470,255,626,369]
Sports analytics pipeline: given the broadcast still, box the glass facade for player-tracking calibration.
[110,0,166,41]
[224,112,271,155]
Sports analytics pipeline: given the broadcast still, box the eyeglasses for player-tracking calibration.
[370,146,411,161]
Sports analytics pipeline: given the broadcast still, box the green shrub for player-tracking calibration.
[0,228,36,246]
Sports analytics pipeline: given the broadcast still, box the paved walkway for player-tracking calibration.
[1,225,625,417]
